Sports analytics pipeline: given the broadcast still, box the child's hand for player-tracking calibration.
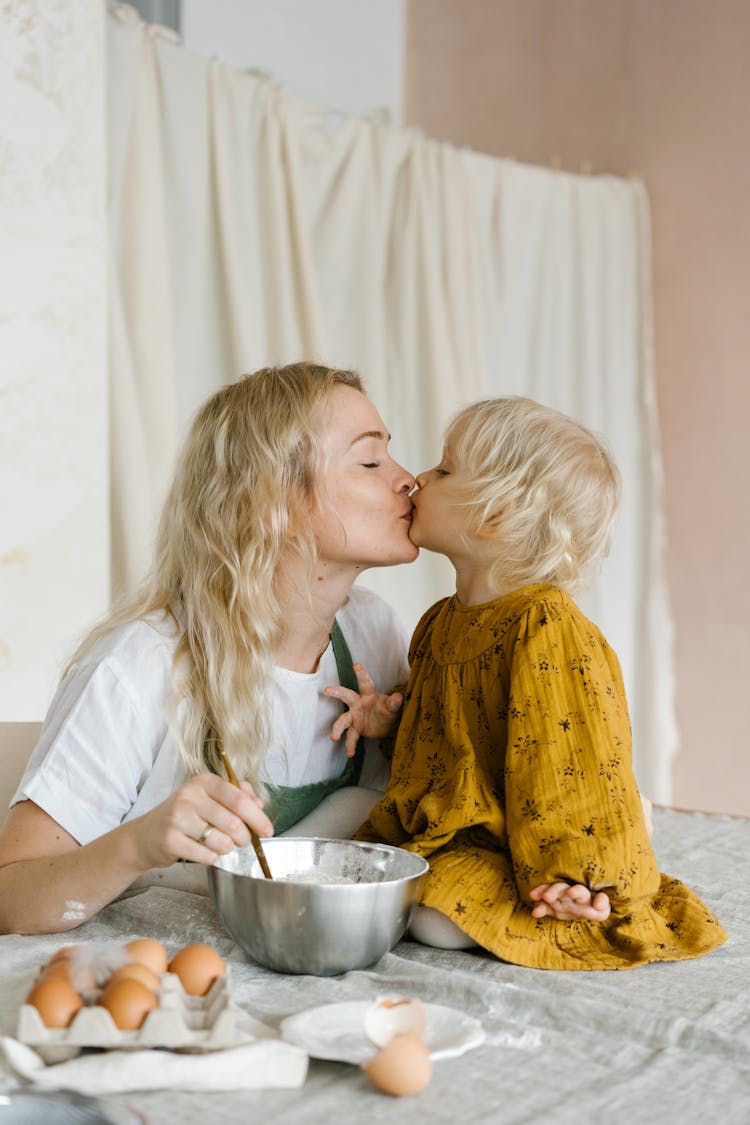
[529,882,611,922]
[324,663,403,758]
[640,793,654,838]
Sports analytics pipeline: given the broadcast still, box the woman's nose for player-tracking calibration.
[394,463,415,493]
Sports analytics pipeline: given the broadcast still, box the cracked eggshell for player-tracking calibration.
[364,995,427,1048]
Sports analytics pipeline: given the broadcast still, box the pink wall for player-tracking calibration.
[407,0,750,815]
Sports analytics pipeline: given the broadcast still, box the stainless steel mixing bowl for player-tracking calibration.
[208,837,428,976]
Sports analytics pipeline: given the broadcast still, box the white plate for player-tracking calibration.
[279,1000,485,1064]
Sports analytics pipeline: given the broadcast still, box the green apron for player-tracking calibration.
[203,619,362,834]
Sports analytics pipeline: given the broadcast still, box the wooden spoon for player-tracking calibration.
[218,746,273,879]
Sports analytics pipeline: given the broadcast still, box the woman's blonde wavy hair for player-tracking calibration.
[69,362,363,792]
[446,396,620,594]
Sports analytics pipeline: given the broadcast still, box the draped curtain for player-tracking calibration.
[107,6,676,801]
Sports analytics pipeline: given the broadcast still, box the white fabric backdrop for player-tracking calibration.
[0,1,108,721]
[107,7,676,801]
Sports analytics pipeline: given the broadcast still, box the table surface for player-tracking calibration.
[1,807,748,1125]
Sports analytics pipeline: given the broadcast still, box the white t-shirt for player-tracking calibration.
[13,586,409,845]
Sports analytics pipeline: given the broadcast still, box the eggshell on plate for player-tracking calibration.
[363,1032,432,1096]
[97,978,158,1030]
[168,943,225,996]
[364,996,427,1047]
[26,978,84,1028]
[125,937,169,974]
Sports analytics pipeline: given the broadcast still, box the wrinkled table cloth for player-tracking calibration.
[0,807,747,1124]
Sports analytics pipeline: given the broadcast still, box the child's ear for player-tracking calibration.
[476,512,504,540]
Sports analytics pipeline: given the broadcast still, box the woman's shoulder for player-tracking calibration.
[336,586,410,678]
[80,610,181,671]
[19,611,183,838]
[62,611,182,716]
[338,585,406,636]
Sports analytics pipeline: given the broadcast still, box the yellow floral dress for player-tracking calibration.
[356,584,727,970]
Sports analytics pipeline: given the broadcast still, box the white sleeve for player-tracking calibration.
[13,658,166,845]
[339,585,411,690]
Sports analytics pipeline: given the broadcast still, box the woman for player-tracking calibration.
[0,363,416,934]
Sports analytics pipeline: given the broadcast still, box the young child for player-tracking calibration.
[335,397,727,970]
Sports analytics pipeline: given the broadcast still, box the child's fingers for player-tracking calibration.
[556,891,611,922]
[353,663,376,694]
[531,901,553,918]
[324,684,360,707]
[565,884,592,904]
[541,882,571,904]
[330,710,353,742]
[590,891,611,920]
[529,882,602,921]
[529,881,611,922]
[530,883,568,917]
[345,726,360,758]
[383,692,403,714]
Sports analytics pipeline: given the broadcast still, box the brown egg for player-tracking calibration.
[108,962,161,992]
[97,978,158,1030]
[26,977,84,1028]
[362,1033,433,1097]
[47,944,83,964]
[39,960,76,985]
[40,958,96,994]
[125,938,169,974]
[168,943,226,996]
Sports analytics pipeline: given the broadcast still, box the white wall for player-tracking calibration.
[0,2,108,722]
[181,0,405,122]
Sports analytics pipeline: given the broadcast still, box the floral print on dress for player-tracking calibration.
[356,584,727,970]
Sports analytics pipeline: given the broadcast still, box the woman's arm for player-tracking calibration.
[0,776,273,935]
[0,801,152,934]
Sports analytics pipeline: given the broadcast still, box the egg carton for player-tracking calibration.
[17,970,239,1060]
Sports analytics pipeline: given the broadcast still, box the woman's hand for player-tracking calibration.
[134,773,274,870]
[324,663,403,757]
[0,775,274,934]
[529,882,612,922]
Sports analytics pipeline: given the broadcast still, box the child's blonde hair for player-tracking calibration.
[447,396,620,593]
[69,362,363,792]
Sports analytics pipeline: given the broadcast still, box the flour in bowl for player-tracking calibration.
[276,871,361,885]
